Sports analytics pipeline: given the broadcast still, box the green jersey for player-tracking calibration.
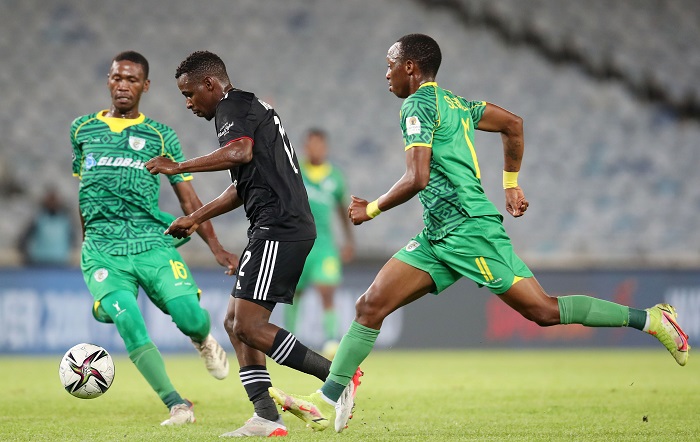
[400,82,500,240]
[71,111,192,255]
[301,162,346,241]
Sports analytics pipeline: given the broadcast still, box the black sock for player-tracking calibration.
[267,329,330,381]
[239,365,277,421]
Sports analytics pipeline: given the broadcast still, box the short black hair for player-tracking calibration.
[175,50,230,83]
[305,128,327,139]
[396,34,442,78]
[113,51,149,79]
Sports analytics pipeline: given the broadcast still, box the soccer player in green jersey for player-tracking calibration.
[269,34,691,432]
[285,129,355,359]
[71,51,238,426]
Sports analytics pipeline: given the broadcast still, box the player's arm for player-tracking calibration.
[336,202,355,262]
[79,210,85,242]
[348,146,431,225]
[145,138,253,175]
[475,103,529,217]
[166,183,242,238]
[172,180,239,273]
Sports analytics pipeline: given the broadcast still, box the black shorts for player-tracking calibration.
[232,238,314,305]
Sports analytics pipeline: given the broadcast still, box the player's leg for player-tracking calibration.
[326,258,435,397]
[456,215,689,365]
[82,250,193,424]
[315,251,343,358]
[138,247,230,380]
[317,284,340,358]
[99,290,194,424]
[230,238,330,376]
[221,296,288,437]
[166,294,229,380]
[229,297,331,380]
[500,279,689,364]
[284,249,315,335]
[269,257,434,431]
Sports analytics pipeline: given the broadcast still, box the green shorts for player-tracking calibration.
[393,215,532,295]
[296,238,341,291]
[81,245,200,314]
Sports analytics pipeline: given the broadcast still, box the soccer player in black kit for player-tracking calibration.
[145,51,361,437]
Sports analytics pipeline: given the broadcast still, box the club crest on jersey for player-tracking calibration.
[128,136,146,151]
[405,240,420,252]
[94,268,109,282]
[406,116,421,135]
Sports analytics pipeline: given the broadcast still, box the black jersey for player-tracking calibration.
[215,89,316,241]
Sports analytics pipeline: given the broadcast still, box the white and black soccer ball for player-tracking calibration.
[58,343,115,399]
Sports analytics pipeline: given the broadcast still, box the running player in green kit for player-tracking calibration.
[285,129,355,359]
[71,51,237,426]
[269,34,690,431]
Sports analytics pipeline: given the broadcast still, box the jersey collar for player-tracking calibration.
[418,81,438,89]
[96,110,146,133]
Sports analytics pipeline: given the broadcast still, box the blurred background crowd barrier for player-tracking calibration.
[0,0,698,352]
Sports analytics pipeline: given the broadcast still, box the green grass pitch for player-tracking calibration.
[2,350,698,441]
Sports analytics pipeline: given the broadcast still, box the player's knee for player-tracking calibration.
[230,318,257,347]
[355,290,388,327]
[521,306,559,327]
[175,313,207,337]
[223,311,236,337]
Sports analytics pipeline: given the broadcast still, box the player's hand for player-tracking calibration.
[164,215,199,238]
[213,249,238,276]
[505,187,529,218]
[348,195,372,225]
[145,156,181,175]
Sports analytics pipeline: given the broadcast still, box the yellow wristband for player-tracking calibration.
[503,170,519,189]
[366,200,381,219]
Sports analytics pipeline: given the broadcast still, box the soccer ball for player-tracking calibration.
[58,343,115,399]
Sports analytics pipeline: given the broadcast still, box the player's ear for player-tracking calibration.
[204,76,215,91]
[405,59,415,75]
[143,79,151,93]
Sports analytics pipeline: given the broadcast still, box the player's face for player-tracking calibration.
[107,60,149,114]
[176,74,218,121]
[304,134,327,165]
[386,42,409,98]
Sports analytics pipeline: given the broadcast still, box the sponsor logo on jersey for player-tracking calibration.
[405,240,420,252]
[95,156,146,169]
[85,153,96,170]
[406,116,421,135]
[128,136,146,151]
[94,268,109,282]
[217,121,235,138]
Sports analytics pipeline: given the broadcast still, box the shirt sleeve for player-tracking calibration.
[70,117,84,178]
[399,92,438,151]
[216,92,255,147]
[161,127,192,185]
[462,100,486,129]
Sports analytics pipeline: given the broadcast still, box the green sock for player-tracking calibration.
[284,300,299,334]
[321,321,379,402]
[628,308,648,331]
[323,310,339,341]
[558,295,636,327]
[129,342,183,408]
